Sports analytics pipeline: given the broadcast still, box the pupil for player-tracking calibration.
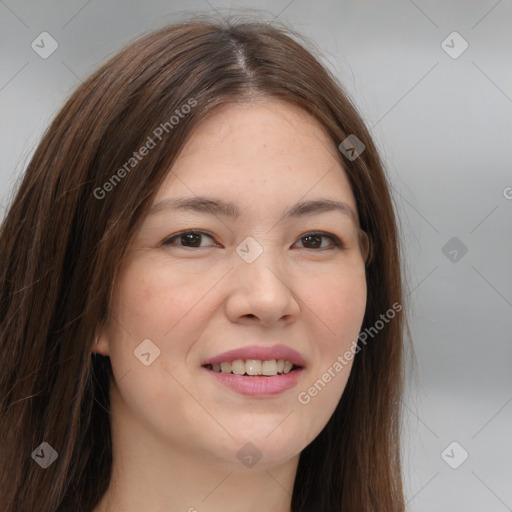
[304,235,321,248]
[183,233,201,247]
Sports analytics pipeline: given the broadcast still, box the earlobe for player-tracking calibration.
[92,329,110,356]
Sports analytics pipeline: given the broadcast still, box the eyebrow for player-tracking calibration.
[149,196,358,223]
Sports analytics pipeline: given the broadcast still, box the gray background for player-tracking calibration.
[1,1,511,510]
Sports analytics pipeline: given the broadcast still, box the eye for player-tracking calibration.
[162,230,217,248]
[161,230,343,250]
[293,232,343,250]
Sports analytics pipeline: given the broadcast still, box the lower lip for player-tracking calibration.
[204,367,304,396]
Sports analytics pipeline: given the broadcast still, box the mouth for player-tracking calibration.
[201,344,306,396]
[203,359,302,377]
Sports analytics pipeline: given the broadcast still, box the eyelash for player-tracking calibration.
[161,230,343,251]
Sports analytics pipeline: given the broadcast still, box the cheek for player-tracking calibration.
[106,259,211,392]
[294,267,366,426]
[106,260,219,445]
[322,272,367,386]
[109,257,214,342]
[306,265,367,341]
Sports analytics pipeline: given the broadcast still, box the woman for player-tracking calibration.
[0,16,408,512]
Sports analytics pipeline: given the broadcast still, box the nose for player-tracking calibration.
[224,246,300,327]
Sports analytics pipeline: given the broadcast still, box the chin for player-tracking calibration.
[224,432,305,468]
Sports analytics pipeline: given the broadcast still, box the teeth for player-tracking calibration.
[209,359,296,376]
[261,360,277,376]
[220,362,231,373]
[231,360,245,375]
[246,359,261,375]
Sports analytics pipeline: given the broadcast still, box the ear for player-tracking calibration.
[359,230,372,265]
[92,324,110,357]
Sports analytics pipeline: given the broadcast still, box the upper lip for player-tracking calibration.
[202,344,306,367]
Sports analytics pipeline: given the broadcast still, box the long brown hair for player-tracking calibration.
[0,15,407,511]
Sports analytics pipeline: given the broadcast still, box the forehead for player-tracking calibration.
[153,99,359,222]
[177,98,341,165]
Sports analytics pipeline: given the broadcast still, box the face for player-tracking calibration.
[100,99,368,471]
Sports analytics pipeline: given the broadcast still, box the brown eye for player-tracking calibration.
[162,231,216,248]
[294,232,342,250]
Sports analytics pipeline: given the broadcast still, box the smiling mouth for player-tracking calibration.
[203,359,301,377]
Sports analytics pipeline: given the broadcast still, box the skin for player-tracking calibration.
[93,99,368,512]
